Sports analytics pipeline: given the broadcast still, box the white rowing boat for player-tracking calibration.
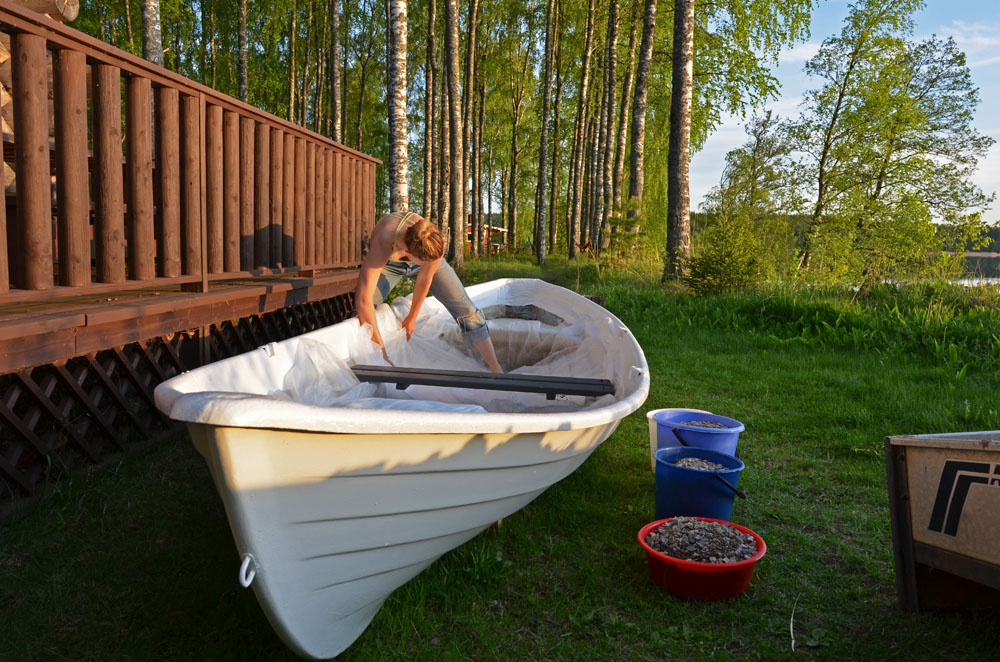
[154,278,649,659]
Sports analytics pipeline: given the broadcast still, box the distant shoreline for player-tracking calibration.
[948,252,1000,258]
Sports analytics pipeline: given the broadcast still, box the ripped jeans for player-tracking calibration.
[374,260,491,343]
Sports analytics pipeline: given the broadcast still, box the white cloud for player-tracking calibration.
[779,42,821,65]
[928,19,1000,69]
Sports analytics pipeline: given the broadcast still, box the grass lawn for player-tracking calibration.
[2,257,997,660]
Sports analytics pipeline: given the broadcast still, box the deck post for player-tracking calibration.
[294,137,306,267]
[156,87,182,278]
[93,63,126,284]
[126,75,155,281]
[239,117,255,271]
[223,111,240,273]
[254,123,271,268]
[282,132,295,267]
[0,151,7,292]
[305,141,315,267]
[205,104,224,274]
[11,32,53,289]
[269,127,284,268]
[53,48,91,287]
[180,94,202,276]
[314,145,325,264]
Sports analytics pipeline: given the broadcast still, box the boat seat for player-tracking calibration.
[351,365,615,400]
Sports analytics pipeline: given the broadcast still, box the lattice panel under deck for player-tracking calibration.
[1,293,354,503]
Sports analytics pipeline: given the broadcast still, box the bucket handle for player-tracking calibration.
[714,474,746,499]
[669,428,746,499]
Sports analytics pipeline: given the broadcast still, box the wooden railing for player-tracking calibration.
[0,1,378,304]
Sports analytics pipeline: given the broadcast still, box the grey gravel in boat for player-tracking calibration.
[646,516,757,563]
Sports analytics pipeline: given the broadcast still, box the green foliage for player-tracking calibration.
[785,0,994,286]
[684,213,761,294]
[5,256,1000,661]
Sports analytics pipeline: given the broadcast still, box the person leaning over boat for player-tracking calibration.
[355,211,503,373]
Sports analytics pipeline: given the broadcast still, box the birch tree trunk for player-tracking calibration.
[125,0,135,51]
[353,8,376,150]
[141,0,163,67]
[534,0,556,266]
[437,57,450,234]
[301,0,313,127]
[548,0,563,252]
[314,9,327,132]
[289,2,297,122]
[613,4,639,227]
[462,0,480,235]
[475,78,486,254]
[444,0,464,266]
[386,0,410,211]
[506,45,530,253]
[598,0,619,252]
[329,0,342,141]
[237,0,247,101]
[568,0,596,258]
[586,98,600,244]
[209,3,217,88]
[423,0,437,218]
[664,0,694,280]
[627,0,656,228]
[470,78,480,257]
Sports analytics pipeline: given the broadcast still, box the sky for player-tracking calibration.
[689,0,1000,222]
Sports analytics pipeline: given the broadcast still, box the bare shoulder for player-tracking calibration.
[362,215,398,267]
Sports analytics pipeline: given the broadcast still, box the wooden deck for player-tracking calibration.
[0,2,378,506]
[0,268,359,375]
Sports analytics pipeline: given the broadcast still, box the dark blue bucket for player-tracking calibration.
[653,410,745,457]
[654,446,746,521]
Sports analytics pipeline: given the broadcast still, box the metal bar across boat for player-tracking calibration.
[351,365,615,400]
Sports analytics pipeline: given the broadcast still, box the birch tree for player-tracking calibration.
[627,0,655,229]
[596,0,619,252]
[664,0,694,279]
[534,0,556,266]
[329,0,343,141]
[237,0,247,101]
[141,0,163,66]
[568,0,596,258]
[444,0,464,266]
[386,0,409,211]
[423,0,437,217]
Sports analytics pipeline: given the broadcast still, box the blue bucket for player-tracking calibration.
[653,410,745,457]
[654,446,746,521]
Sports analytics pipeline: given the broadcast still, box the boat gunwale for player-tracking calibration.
[154,278,650,435]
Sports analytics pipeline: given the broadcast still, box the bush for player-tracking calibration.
[684,214,760,295]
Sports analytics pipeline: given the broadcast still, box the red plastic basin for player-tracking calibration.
[637,517,767,600]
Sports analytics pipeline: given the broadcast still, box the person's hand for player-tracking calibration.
[381,345,395,366]
[401,313,418,340]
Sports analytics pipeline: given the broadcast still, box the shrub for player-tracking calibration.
[684,213,760,295]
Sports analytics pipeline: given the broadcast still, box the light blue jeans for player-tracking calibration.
[374,260,490,342]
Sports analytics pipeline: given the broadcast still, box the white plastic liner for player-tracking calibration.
[263,291,625,415]
[154,279,649,435]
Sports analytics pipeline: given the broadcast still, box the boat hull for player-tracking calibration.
[155,278,649,658]
[190,419,619,659]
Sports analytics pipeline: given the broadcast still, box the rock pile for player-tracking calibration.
[645,516,757,563]
[673,456,727,471]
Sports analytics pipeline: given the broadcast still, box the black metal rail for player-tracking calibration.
[351,365,615,400]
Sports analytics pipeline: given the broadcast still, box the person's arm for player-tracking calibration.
[355,219,395,364]
[401,258,441,339]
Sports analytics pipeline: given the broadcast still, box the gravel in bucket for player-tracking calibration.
[645,517,757,563]
[672,457,727,472]
[677,420,731,428]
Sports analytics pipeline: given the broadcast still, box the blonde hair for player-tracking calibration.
[404,217,445,261]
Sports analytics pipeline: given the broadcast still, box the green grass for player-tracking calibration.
[2,254,998,661]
